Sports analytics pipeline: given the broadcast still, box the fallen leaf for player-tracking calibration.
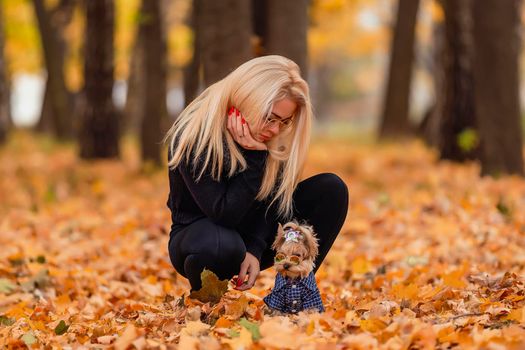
[0,279,16,294]
[224,295,249,320]
[222,326,253,350]
[239,317,261,341]
[189,269,229,304]
[114,324,139,350]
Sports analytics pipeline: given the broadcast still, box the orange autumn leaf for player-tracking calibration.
[224,295,249,320]
[443,269,467,288]
[189,269,229,304]
[359,318,387,333]
[351,257,373,274]
[214,316,235,329]
[391,283,419,300]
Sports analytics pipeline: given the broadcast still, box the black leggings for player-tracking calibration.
[168,173,349,291]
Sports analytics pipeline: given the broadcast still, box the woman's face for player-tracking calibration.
[252,98,297,143]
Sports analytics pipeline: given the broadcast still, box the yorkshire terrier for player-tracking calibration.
[263,221,325,314]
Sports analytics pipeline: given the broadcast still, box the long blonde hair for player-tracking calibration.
[164,55,312,219]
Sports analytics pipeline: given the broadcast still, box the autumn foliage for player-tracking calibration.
[1,133,525,349]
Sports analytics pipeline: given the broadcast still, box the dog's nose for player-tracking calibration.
[284,263,291,269]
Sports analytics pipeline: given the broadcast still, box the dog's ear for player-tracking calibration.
[272,222,286,250]
[301,225,319,258]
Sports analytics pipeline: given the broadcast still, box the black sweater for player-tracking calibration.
[167,146,272,260]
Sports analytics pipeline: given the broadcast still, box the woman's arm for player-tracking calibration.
[177,148,268,228]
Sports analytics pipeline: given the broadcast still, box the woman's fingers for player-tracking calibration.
[235,109,244,138]
[246,263,258,288]
[227,106,267,151]
[236,262,248,289]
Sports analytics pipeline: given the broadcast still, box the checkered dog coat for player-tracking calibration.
[263,271,325,313]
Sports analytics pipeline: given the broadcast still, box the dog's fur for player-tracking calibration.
[272,221,319,279]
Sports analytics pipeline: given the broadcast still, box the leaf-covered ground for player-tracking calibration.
[1,132,525,349]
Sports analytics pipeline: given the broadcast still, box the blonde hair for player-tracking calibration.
[164,55,312,219]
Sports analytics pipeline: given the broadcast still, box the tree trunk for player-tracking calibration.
[139,0,167,165]
[123,22,144,134]
[32,0,74,139]
[432,0,477,161]
[472,0,524,176]
[183,0,201,107]
[265,0,308,78]
[379,0,420,139]
[79,0,119,159]
[0,3,9,145]
[198,0,253,86]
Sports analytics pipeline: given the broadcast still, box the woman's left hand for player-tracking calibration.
[234,252,260,291]
[227,107,268,151]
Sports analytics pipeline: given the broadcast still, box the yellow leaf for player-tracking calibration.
[146,275,157,284]
[506,307,525,323]
[306,320,315,336]
[189,269,229,304]
[224,295,249,320]
[443,269,466,288]
[351,257,372,274]
[359,318,387,333]
[391,283,419,300]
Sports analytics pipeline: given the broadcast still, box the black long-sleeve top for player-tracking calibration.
[167,144,273,260]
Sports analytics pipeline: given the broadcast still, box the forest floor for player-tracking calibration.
[1,131,525,349]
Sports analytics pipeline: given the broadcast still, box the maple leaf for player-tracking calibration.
[189,269,229,304]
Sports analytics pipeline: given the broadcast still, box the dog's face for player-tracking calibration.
[271,221,319,279]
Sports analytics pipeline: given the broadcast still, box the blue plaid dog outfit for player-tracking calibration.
[263,271,325,313]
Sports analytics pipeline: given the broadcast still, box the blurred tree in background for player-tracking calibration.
[79,0,119,159]
[0,0,524,176]
[0,2,9,144]
[380,0,419,138]
[139,0,167,165]
[262,0,309,77]
[423,0,477,162]
[199,0,252,86]
[32,0,76,139]
[472,0,523,176]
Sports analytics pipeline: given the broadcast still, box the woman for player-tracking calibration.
[165,55,348,292]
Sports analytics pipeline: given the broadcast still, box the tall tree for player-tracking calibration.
[423,0,477,161]
[79,0,119,159]
[139,0,167,165]
[183,0,201,107]
[122,25,144,135]
[0,2,10,145]
[32,0,77,139]
[197,0,252,86]
[472,0,523,176]
[379,0,420,139]
[264,0,308,77]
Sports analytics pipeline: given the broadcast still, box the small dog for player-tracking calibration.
[263,221,325,314]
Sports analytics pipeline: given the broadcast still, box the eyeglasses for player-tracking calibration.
[274,253,302,265]
[264,116,294,129]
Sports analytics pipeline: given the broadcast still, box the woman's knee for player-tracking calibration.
[306,173,349,205]
[185,226,246,268]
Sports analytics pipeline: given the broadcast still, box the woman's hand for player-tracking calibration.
[234,252,260,291]
[227,107,268,151]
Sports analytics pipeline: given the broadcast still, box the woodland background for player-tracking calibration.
[1,0,525,349]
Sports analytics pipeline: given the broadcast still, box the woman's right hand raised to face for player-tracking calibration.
[227,107,268,151]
